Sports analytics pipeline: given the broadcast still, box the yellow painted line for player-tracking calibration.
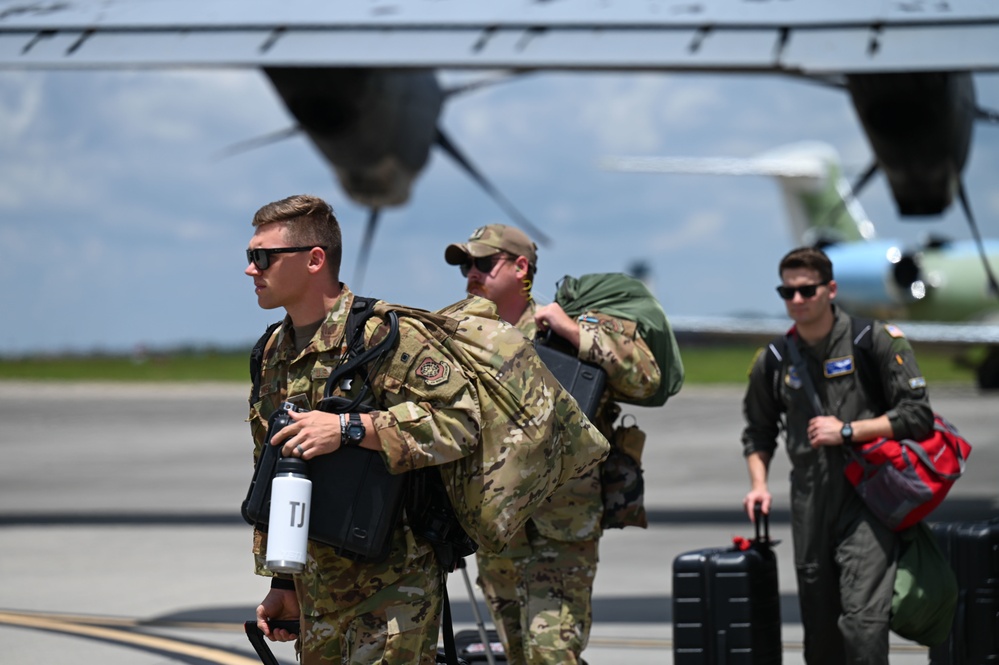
[1,609,930,658]
[0,609,242,632]
[0,611,261,665]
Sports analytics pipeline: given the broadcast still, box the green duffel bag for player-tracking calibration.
[891,521,958,647]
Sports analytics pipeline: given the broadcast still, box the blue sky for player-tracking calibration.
[1,67,997,355]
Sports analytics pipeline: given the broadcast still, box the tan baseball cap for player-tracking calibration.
[445,224,538,268]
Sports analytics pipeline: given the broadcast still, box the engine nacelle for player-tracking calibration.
[823,241,916,319]
[824,239,999,322]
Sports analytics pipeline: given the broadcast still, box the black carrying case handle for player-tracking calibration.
[243,620,300,665]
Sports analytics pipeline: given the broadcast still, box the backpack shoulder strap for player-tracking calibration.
[249,321,282,406]
[319,295,400,413]
[849,316,889,412]
[764,333,788,407]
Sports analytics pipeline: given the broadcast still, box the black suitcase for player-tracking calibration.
[672,507,781,665]
[929,519,999,665]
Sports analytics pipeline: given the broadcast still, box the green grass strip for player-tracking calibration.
[0,343,980,386]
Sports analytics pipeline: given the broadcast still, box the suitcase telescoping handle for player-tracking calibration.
[754,501,771,544]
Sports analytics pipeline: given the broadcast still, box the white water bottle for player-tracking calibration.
[265,457,311,574]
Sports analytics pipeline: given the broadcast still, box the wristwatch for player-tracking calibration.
[344,413,366,446]
[840,421,854,445]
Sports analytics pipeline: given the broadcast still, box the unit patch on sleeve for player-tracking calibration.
[415,356,451,386]
[824,356,855,378]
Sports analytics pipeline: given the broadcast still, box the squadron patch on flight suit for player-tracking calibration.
[909,377,927,389]
[824,356,855,378]
[785,365,802,389]
[415,357,451,386]
[884,324,906,338]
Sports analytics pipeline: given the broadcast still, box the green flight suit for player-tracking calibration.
[742,305,933,665]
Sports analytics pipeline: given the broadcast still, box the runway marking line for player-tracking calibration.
[0,610,260,664]
[1,608,930,656]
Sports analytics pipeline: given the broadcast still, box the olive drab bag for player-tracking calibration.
[376,296,611,554]
[890,521,958,647]
[554,272,684,406]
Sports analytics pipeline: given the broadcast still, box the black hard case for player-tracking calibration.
[242,438,406,562]
[929,519,999,665]
[672,512,782,665]
[533,335,607,420]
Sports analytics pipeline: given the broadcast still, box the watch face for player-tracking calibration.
[347,425,365,441]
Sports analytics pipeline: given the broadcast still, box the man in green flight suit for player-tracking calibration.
[245,194,481,664]
[444,223,662,665]
[741,246,933,664]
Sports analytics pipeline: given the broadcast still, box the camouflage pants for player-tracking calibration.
[476,529,598,665]
[293,529,443,665]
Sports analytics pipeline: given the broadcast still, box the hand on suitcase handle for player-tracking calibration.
[754,502,771,543]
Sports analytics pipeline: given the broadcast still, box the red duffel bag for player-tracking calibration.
[844,414,972,531]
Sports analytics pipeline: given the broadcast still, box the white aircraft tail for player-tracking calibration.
[603,141,876,247]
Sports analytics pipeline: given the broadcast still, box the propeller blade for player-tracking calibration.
[435,127,551,247]
[849,159,880,199]
[815,159,879,239]
[956,183,999,298]
[442,69,532,99]
[976,106,999,124]
[352,207,381,293]
[211,125,301,161]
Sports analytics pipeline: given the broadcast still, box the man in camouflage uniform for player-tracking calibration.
[742,247,933,665]
[245,194,481,664]
[444,224,662,665]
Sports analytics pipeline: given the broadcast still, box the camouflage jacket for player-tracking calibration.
[248,286,480,615]
[512,301,661,543]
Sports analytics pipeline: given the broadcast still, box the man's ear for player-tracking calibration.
[308,247,326,274]
[827,279,838,300]
[514,255,530,276]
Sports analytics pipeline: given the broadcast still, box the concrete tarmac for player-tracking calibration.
[1,381,996,664]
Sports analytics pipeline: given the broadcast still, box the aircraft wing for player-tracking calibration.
[669,315,999,346]
[1,0,997,74]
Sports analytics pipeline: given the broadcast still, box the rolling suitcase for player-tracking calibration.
[672,505,781,665]
[929,519,999,665]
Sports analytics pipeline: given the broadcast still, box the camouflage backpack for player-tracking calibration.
[378,296,611,554]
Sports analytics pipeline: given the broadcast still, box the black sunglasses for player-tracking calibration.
[460,255,510,278]
[246,246,326,271]
[776,282,829,300]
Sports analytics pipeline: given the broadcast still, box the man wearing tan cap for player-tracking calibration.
[444,224,661,665]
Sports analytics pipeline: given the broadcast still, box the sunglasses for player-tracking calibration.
[776,282,829,300]
[246,246,326,271]
[460,255,510,278]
